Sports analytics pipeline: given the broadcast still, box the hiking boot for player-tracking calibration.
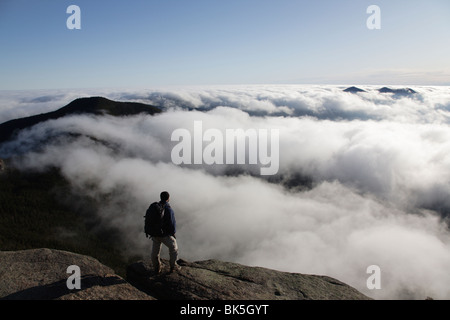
[154,266,162,275]
[170,264,181,273]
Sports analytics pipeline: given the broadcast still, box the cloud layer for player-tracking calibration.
[1,85,450,299]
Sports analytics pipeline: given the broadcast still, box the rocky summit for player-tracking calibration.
[0,248,153,300]
[127,258,371,300]
[0,248,371,300]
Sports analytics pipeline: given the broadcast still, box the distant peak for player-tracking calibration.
[378,87,417,95]
[0,97,161,144]
[60,96,161,116]
[343,86,366,93]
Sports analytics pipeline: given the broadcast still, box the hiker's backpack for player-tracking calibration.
[144,202,166,238]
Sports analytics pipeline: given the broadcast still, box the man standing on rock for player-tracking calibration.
[149,191,181,274]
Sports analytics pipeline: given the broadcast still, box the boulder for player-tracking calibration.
[0,248,154,300]
[127,258,371,300]
[0,248,372,300]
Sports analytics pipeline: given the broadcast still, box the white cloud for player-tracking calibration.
[2,84,450,299]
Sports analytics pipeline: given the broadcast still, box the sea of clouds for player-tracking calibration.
[1,84,450,299]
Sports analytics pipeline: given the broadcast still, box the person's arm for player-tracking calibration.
[164,204,176,236]
[170,207,176,236]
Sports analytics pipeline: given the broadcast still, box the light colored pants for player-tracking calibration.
[151,235,178,270]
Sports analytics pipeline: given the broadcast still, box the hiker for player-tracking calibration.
[149,191,181,274]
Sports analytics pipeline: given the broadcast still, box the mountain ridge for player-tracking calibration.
[127,257,372,300]
[343,86,417,96]
[0,97,161,143]
[0,248,372,300]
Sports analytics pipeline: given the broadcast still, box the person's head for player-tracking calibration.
[160,191,170,203]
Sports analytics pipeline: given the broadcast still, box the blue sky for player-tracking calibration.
[1,0,449,90]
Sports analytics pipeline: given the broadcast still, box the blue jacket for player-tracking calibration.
[161,201,176,236]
